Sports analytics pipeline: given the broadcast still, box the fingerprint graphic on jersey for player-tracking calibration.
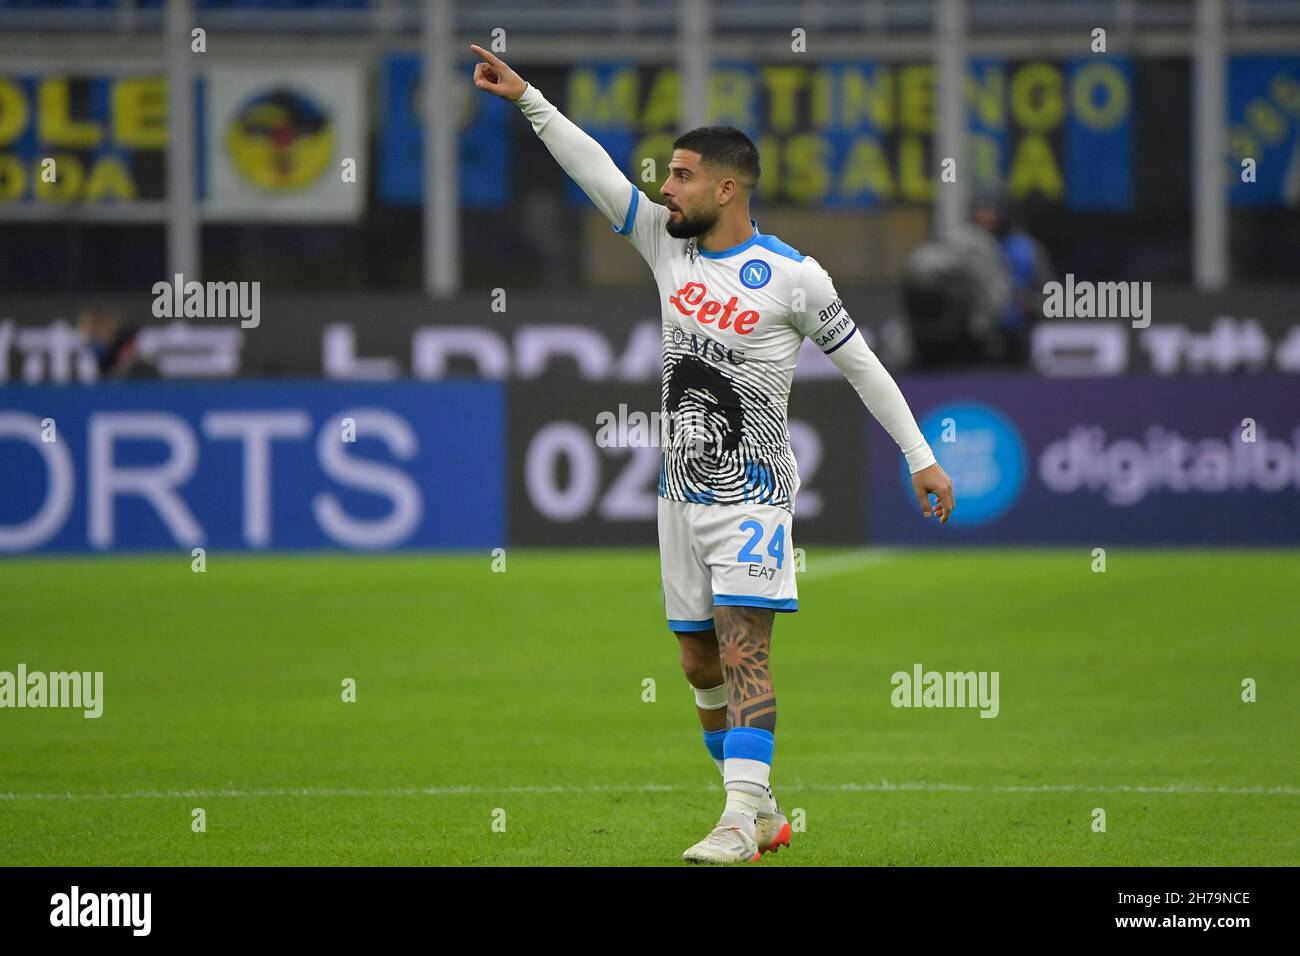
[659,349,799,509]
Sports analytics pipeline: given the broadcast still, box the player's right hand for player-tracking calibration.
[470,44,528,102]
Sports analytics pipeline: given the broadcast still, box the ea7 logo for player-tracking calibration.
[668,282,760,335]
[50,886,151,936]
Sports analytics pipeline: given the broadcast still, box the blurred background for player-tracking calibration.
[2,0,1299,552]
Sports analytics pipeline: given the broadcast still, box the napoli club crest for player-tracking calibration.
[739,259,771,289]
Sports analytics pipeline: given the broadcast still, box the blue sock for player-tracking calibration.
[703,728,727,773]
[723,726,775,765]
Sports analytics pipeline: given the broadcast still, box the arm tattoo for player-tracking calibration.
[715,606,777,733]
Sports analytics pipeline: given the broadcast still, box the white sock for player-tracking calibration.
[717,755,775,813]
[721,789,764,836]
[720,757,771,839]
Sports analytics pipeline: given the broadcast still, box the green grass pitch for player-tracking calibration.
[1,549,1296,866]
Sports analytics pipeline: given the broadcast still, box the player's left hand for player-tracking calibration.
[911,462,955,523]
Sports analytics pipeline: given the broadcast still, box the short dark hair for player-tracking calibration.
[672,126,760,190]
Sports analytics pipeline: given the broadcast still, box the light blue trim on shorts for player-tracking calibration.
[713,595,798,612]
[668,618,715,633]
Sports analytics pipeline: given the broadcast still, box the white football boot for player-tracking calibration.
[754,785,792,856]
[682,823,760,864]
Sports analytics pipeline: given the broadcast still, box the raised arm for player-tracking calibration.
[471,43,636,232]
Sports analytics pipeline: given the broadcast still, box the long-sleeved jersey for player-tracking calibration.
[516,83,935,512]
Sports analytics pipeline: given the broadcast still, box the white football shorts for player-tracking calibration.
[658,497,798,632]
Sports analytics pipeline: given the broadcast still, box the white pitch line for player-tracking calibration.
[0,780,1295,802]
[800,549,897,580]
[796,781,1300,796]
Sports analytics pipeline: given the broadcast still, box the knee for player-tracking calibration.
[680,644,723,689]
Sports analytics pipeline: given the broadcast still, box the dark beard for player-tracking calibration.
[665,204,718,239]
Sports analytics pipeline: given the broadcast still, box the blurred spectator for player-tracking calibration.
[77,307,158,380]
[972,196,1054,364]
[901,196,1052,369]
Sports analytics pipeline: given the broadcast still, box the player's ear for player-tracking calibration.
[716,175,736,205]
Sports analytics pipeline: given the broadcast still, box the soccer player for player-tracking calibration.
[472,44,955,863]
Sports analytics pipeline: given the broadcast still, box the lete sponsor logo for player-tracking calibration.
[668,282,761,335]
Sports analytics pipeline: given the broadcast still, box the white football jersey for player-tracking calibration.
[513,81,932,512]
[612,186,857,512]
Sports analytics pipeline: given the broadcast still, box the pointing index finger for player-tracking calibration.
[469,43,506,70]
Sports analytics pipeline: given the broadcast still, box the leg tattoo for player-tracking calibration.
[714,606,776,733]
